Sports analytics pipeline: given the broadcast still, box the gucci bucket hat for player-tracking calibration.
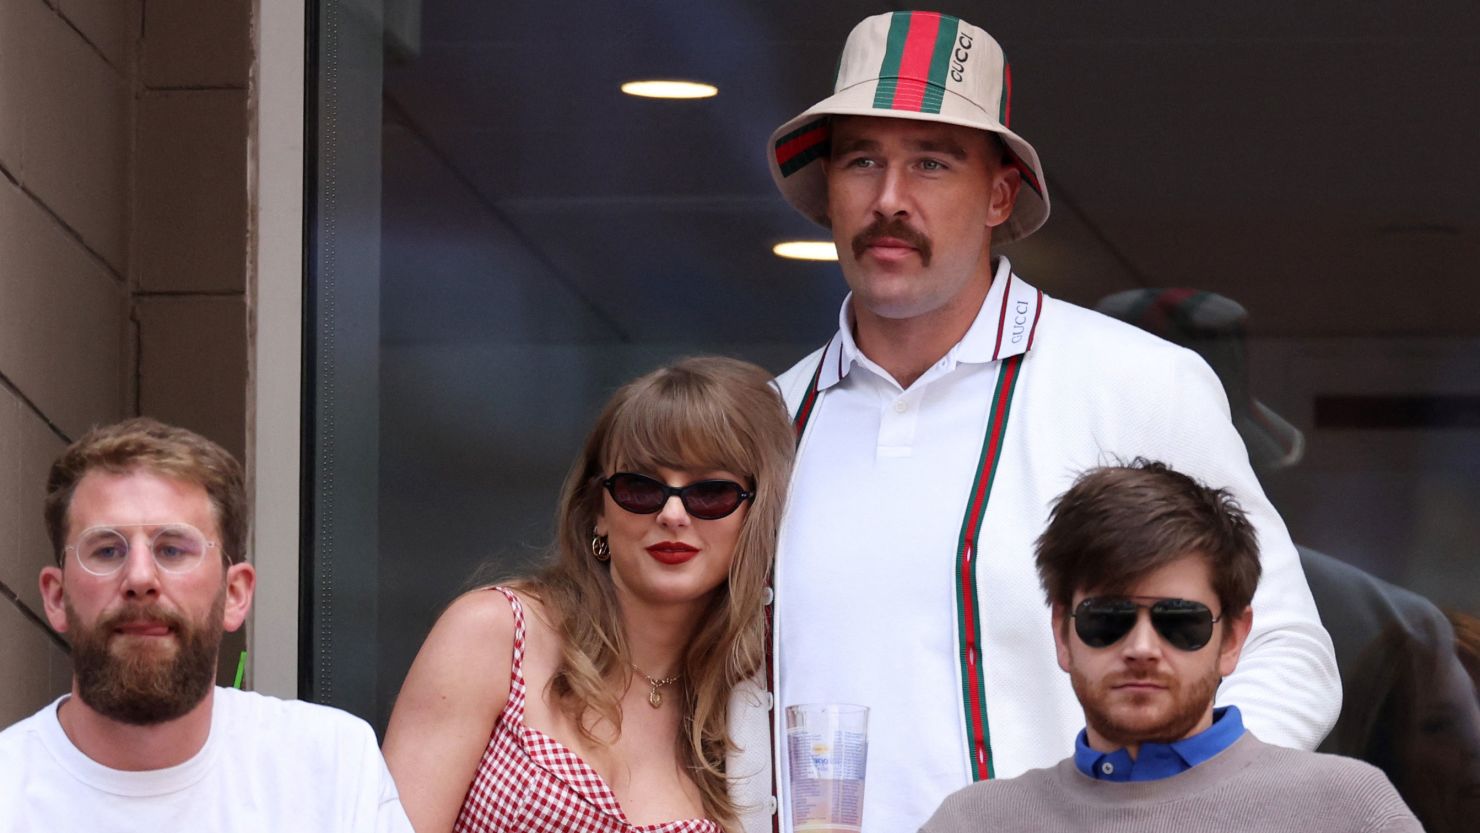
[768,10,1051,244]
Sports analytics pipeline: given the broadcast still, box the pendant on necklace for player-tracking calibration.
[632,662,677,709]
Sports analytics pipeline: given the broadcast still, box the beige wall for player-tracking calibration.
[0,0,251,725]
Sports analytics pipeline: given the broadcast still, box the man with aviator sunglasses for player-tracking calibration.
[921,461,1419,833]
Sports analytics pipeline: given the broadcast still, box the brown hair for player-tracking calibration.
[1035,460,1260,620]
[511,356,794,829]
[44,418,248,565]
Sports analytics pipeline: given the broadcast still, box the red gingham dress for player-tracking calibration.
[453,587,721,833]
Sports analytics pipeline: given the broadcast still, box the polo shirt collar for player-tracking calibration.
[1073,705,1246,783]
[817,257,1044,391]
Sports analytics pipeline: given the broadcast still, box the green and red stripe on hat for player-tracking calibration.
[872,11,961,114]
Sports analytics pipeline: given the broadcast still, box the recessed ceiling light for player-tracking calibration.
[621,80,718,99]
[773,241,838,261]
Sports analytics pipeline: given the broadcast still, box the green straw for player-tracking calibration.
[233,650,247,689]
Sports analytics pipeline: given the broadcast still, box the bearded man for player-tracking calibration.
[920,461,1420,833]
[0,418,412,832]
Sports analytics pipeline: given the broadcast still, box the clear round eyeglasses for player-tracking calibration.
[64,523,220,577]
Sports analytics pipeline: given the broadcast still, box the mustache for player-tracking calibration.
[99,603,186,633]
[851,217,933,265]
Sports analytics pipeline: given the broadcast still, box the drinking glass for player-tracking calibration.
[785,703,869,833]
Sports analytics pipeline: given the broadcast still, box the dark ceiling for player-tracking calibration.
[379,0,1480,348]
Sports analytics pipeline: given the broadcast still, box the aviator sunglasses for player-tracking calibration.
[602,472,754,520]
[1071,596,1222,652]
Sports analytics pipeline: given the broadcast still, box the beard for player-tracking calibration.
[1071,662,1221,749]
[66,586,224,726]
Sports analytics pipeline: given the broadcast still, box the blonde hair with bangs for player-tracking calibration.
[514,355,793,829]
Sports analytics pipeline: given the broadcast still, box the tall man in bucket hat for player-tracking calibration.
[728,12,1341,833]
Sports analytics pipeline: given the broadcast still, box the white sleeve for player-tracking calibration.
[727,675,777,833]
[337,717,414,833]
[373,753,416,833]
[1158,350,1342,749]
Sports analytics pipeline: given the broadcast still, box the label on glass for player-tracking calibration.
[787,726,867,831]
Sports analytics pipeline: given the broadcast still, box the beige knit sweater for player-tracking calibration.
[919,733,1422,833]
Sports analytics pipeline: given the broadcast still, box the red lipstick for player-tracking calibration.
[646,541,699,565]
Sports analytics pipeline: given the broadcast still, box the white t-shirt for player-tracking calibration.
[0,687,413,833]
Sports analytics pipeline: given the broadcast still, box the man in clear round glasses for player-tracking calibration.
[0,417,413,832]
[920,460,1420,833]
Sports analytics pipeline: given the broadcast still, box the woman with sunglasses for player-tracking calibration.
[383,356,795,833]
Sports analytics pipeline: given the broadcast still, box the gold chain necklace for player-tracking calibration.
[630,663,681,708]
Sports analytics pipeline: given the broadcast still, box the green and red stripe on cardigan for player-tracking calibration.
[789,328,1029,783]
[954,351,1025,781]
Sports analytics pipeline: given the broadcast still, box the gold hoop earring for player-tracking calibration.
[591,534,610,562]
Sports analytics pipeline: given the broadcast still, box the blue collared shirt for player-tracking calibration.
[1073,706,1245,782]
